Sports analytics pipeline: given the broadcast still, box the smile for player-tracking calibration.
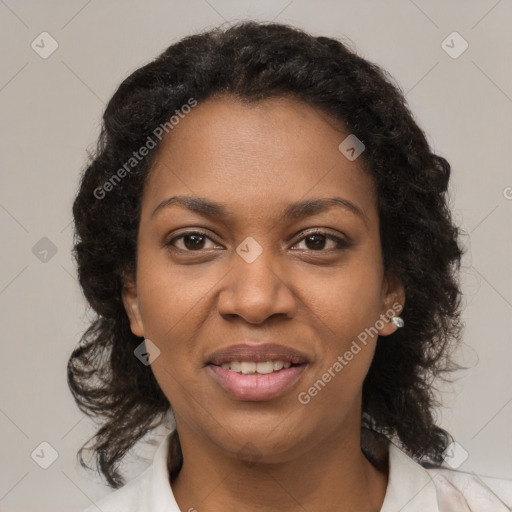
[207,361,307,401]
[219,360,293,374]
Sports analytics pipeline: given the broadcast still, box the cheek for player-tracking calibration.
[298,258,384,395]
[305,257,384,341]
[135,247,219,338]
[133,253,215,402]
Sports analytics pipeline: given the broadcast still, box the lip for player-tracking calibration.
[207,343,309,366]
[206,343,309,401]
[208,364,306,401]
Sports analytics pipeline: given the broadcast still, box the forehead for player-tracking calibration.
[142,95,377,223]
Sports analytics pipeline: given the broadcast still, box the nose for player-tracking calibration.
[217,248,297,324]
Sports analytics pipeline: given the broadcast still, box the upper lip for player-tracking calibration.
[207,343,309,366]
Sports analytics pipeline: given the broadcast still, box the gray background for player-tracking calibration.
[1,1,511,510]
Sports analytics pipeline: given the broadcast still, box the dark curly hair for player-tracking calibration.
[68,20,464,489]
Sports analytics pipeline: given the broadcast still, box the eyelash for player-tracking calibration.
[165,230,351,253]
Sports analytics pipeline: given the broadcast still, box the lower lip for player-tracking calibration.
[207,364,306,401]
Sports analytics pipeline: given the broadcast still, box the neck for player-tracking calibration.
[170,422,389,512]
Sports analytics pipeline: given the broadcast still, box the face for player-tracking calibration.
[123,95,404,463]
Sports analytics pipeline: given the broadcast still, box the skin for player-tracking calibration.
[123,95,405,512]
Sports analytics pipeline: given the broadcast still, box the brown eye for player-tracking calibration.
[293,231,350,251]
[303,234,331,250]
[167,231,217,251]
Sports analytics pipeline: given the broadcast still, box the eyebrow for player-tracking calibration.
[151,195,367,224]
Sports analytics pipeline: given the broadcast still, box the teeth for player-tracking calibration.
[273,360,284,371]
[255,361,274,374]
[219,360,294,374]
[240,362,256,374]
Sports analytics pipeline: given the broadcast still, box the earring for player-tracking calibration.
[391,316,404,328]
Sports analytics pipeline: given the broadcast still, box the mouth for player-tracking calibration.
[215,360,298,374]
[206,343,309,401]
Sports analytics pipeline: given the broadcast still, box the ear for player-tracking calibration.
[377,270,406,337]
[122,277,145,338]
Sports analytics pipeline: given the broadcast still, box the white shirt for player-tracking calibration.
[83,432,512,511]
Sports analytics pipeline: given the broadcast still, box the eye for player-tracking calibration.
[292,231,350,252]
[166,231,220,251]
[165,229,351,253]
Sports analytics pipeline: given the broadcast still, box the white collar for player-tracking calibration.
[147,433,180,511]
[380,441,439,511]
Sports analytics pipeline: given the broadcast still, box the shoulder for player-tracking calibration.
[80,432,177,512]
[425,466,512,512]
[81,466,152,512]
[383,441,512,512]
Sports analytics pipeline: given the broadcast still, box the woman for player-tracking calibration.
[69,21,511,511]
